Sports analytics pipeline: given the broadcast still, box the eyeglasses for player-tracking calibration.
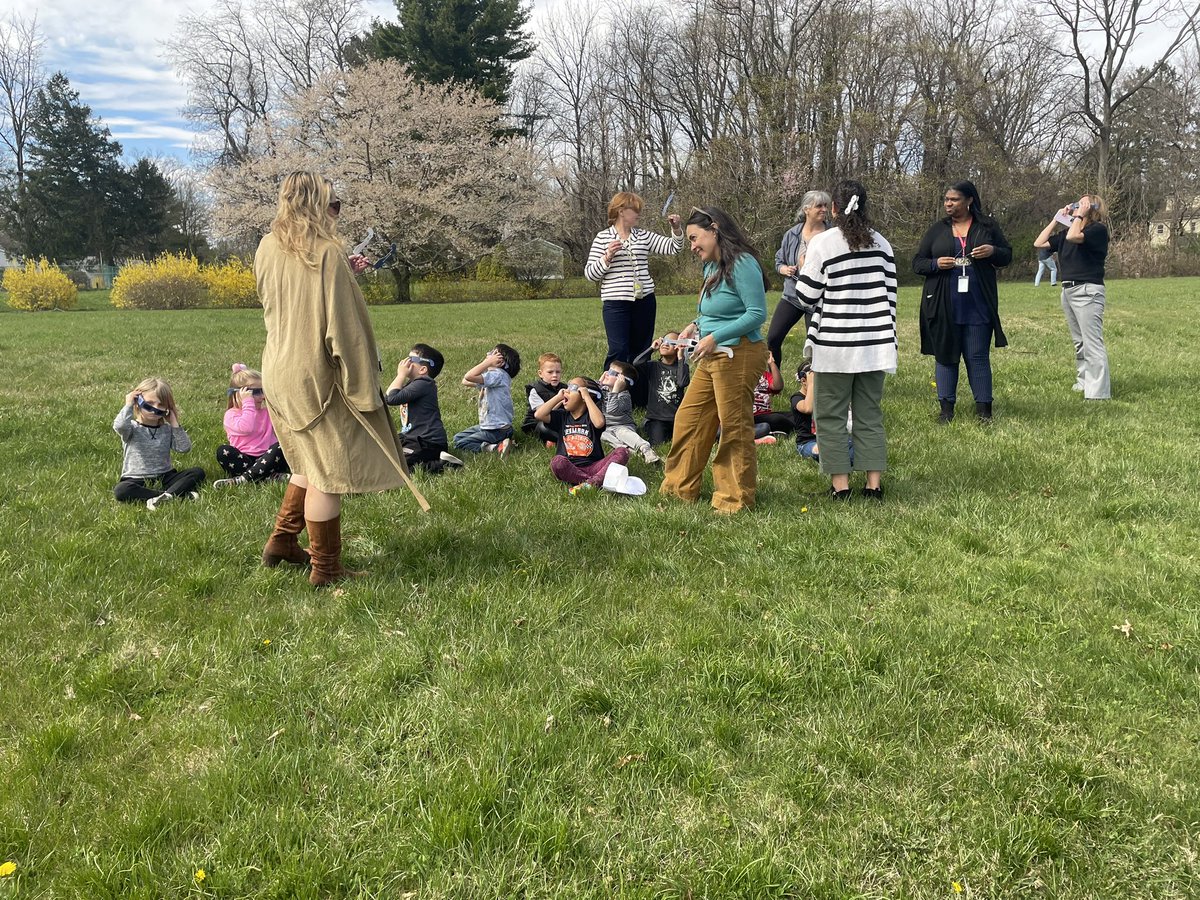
[691,206,710,219]
[227,387,265,396]
[136,395,169,417]
[605,368,635,386]
[408,355,435,368]
[329,199,342,214]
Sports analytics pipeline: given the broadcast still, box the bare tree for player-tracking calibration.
[1044,0,1200,199]
[164,0,364,165]
[0,12,44,188]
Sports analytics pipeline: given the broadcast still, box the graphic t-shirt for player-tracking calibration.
[550,408,604,467]
[640,359,690,421]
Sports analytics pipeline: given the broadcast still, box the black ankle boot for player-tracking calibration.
[976,401,993,423]
[938,399,955,424]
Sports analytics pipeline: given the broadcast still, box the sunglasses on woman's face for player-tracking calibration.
[329,199,342,214]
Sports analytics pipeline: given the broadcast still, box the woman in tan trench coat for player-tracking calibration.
[256,172,408,586]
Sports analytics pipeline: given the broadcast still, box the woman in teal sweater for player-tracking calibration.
[660,206,770,512]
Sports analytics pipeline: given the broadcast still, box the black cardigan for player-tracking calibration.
[912,216,1012,365]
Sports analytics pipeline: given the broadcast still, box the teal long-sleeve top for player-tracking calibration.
[696,254,768,347]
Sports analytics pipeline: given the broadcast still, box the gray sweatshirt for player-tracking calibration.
[603,388,635,428]
[113,405,193,478]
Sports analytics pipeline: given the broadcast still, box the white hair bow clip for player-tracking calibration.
[845,194,860,214]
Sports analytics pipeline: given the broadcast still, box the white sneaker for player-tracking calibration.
[186,491,200,501]
[642,447,661,464]
[496,438,512,459]
[146,492,175,510]
[212,477,242,489]
[438,451,465,468]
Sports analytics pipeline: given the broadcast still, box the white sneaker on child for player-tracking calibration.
[642,447,661,464]
[212,477,243,489]
[439,451,465,469]
[146,493,175,510]
[496,438,512,459]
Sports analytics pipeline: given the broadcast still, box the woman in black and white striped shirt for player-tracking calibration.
[584,192,683,376]
[796,179,898,502]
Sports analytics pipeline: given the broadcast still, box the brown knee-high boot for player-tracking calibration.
[306,516,362,587]
[261,483,311,567]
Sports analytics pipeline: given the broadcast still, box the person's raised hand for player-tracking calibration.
[349,254,371,274]
[667,213,681,232]
[971,244,994,259]
[604,240,622,263]
[125,390,138,408]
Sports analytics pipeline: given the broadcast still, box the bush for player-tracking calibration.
[111,254,206,310]
[2,258,78,310]
[66,269,92,291]
[204,258,259,308]
[358,268,398,305]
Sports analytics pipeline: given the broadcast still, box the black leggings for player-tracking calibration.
[521,421,561,445]
[766,299,813,369]
[216,443,290,481]
[754,412,796,436]
[645,418,674,447]
[401,434,452,474]
[114,467,206,502]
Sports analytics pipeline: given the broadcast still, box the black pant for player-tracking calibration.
[402,434,452,474]
[216,443,290,481]
[114,467,206,502]
[521,421,561,445]
[766,299,813,369]
[603,294,657,407]
[645,418,674,447]
[754,412,796,435]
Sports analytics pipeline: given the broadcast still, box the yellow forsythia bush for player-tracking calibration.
[111,253,205,310]
[204,258,260,308]
[2,258,78,310]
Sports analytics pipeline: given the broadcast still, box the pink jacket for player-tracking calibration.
[223,396,278,456]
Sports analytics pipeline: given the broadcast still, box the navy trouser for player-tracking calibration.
[935,323,993,404]
[603,294,656,406]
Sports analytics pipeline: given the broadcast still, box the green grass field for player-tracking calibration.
[1,279,1198,898]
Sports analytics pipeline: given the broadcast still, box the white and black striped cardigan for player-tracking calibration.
[584,226,683,303]
[797,228,898,374]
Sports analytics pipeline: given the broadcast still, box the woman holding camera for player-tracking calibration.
[256,172,409,587]
[1034,195,1110,400]
[584,192,683,378]
[913,180,1012,424]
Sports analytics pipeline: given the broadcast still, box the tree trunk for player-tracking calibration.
[391,260,412,303]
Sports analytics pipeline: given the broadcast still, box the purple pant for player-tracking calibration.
[550,447,630,486]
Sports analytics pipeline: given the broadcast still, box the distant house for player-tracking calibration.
[0,233,18,270]
[1149,197,1200,246]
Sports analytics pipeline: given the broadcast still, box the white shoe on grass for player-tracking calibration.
[146,493,175,510]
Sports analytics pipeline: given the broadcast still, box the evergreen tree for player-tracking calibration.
[117,159,184,257]
[357,0,534,105]
[19,72,125,260]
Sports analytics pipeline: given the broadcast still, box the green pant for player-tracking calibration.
[814,370,887,475]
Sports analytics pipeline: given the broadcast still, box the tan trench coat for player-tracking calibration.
[255,233,407,495]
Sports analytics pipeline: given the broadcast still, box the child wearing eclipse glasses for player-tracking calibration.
[213,363,291,488]
[113,376,205,509]
[598,360,660,464]
[535,376,632,493]
[385,343,463,474]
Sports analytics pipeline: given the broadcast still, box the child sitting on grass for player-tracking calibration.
[791,362,818,460]
[535,377,630,492]
[214,363,290,488]
[453,343,521,457]
[113,377,205,509]
[635,332,690,447]
[753,356,795,441]
[599,360,660,464]
[386,343,462,474]
[521,352,565,448]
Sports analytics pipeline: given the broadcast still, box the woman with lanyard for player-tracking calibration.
[584,192,684,385]
[913,180,1012,424]
[767,190,831,368]
[659,206,769,514]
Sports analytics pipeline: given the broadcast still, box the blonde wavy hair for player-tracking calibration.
[269,171,340,268]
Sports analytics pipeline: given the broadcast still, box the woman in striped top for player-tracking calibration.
[797,179,898,501]
[584,192,684,376]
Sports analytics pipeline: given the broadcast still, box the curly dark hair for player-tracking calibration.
[831,180,878,252]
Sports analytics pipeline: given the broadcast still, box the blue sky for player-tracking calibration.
[0,0,417,164]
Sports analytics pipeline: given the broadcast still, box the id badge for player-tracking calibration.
[957,276,969,293]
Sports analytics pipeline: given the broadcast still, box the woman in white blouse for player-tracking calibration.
[584,192,683,377]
